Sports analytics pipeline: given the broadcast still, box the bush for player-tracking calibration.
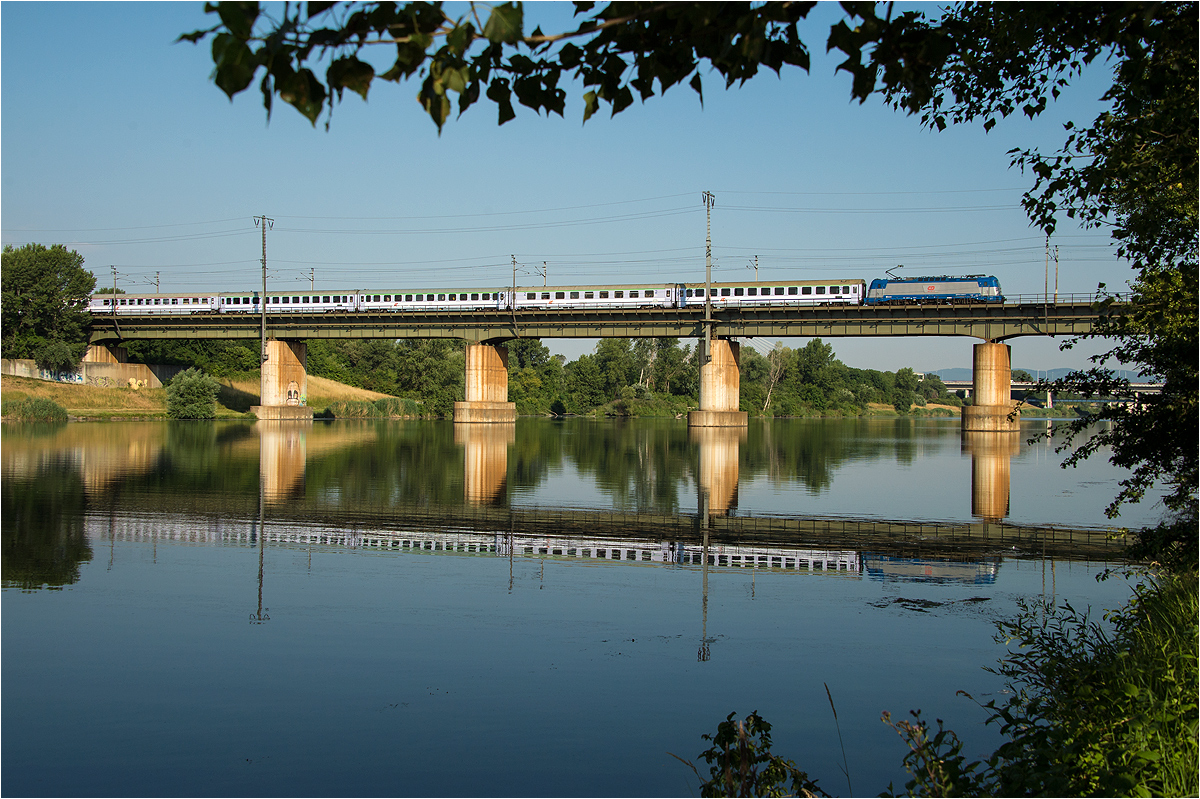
[885,573,1199,797]
[33,339,83,373]
[5,397,68,422]
[166,368,220,419]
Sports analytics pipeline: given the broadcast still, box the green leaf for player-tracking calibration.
[486,78,516,125]
[277,67,326,124]
[582,89,598,123]
[211,33,258,98]
[216,1,259,40]
[327,56,375,100]
[690,72,704,106]
[446,22,475,55]
[483,2,522,44]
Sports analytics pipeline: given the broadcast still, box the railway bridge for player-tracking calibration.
[86,292,1120,432]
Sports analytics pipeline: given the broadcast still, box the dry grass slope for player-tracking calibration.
[2,373,393,419]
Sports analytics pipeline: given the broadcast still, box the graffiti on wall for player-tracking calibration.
[38,369,84,385]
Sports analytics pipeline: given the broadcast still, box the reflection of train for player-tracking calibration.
[864,554,999,584]
[88,275,1004,316]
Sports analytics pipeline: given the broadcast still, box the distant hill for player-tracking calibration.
[930,367,1147,382]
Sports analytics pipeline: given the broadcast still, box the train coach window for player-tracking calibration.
[800,287,812,295]
[244,297,252,304]
[720,288,731,297]
[155,298,163,305]
[537,292,547,300]
[614,291,623,298]
[583,292,593,299]
[481,293,491,301]
[629,290,639,298]
[555,292,565,299]
[382,295,390,302]
[471,293,479,301]
[436,294,446,301]
[734,287,745,296]
[775,287,785,296]
[843,286,852,294]
[815,286,826,295]
[172,299,179,305]
[322,296,331,303]
[570,291,580,299]
[599,291,608,299]
[747,287,757,296]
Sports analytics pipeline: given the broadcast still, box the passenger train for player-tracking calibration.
[87,275,1003,316]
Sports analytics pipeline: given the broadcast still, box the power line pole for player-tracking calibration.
[306,268,315,290]
[702,191,715,364]
[255,215,274,363]
[1053,245,1060,304]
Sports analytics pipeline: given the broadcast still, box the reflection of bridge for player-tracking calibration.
[85,511,865,573]
[87,296,1120,428]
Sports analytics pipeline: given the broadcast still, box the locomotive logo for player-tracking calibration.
[926,285,936,291]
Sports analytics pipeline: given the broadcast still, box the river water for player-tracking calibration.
[2,418,1157,796]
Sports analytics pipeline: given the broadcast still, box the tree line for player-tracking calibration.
[118,334,960,418]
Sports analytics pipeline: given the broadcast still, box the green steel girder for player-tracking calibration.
[88,301,1113,344]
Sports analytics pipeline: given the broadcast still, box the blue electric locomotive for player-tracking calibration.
[864,275,1004,306]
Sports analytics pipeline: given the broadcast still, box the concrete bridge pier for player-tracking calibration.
[83,344,128,363]
[962,341,1020,432]
[252,339,314,421]
[454,342,517,423]
[688,338,748,427]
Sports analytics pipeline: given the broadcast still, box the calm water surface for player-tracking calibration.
[2,418,1154,796]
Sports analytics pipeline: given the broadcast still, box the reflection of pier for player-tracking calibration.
[962,431,1022,522]
[456,422,515,505]
[692,426,744,516]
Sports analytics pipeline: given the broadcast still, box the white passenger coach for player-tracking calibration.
[89,279,867,316]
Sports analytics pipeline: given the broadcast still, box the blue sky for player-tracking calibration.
[2,2,1134,372]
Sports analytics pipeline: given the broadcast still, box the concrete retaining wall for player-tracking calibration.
[1,358,184,389]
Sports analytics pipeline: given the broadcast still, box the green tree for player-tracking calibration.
[167,368,221,420]
[894,367,919,394]
[507,338,550,370]
[1,244,96,370]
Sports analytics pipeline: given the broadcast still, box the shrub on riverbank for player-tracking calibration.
[166,368,220,420]
[3,396,69,422]
[882,571,1198,797]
